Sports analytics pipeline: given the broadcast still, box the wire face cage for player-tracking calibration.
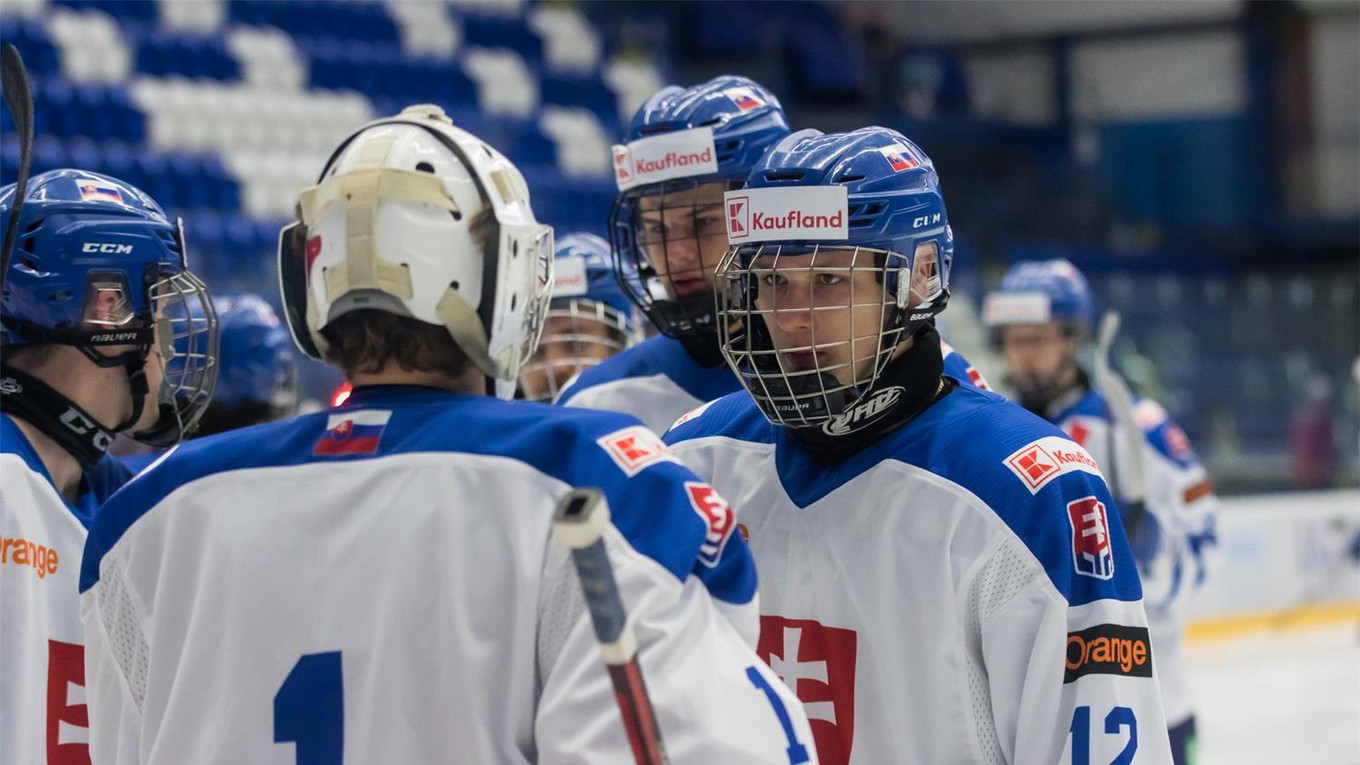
[610,178,743,342]
[716,241,943,428]
[519,297,640,402]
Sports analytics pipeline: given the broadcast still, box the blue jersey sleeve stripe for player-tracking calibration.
[81,389,759,606]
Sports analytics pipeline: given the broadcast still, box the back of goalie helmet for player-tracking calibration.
[279,104,554,397]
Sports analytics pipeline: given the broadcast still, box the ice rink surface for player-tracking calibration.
[1190,617,1360,765]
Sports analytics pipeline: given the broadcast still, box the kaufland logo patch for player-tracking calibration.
[1067,495,1115,579]
[612,127,718,192]
[879,145,918,172]
[724,186,849,244]
[552,255,588,298]
[612,145,632,184]
[1003,435,1104,494]
[597,425,681,477]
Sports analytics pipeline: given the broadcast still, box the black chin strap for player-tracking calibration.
[4,320,155,437]
[0,366,116,470]
[787,325,953,465]
[1013,364,1087,418]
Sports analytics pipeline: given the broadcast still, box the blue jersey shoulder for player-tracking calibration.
[1057,389,1200,469]
[666,386,1142,606]
[887,387,1143,605]
[559,334,741,406]
[664,390,774,446]
[940,342,990,390]
[2,414,129,528]
[82,387,757,605]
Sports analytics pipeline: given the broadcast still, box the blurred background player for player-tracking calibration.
[77,105,815,764]
[518,232,642,402]
[119,292,298,472]
[983,258,1220,765]
[666,127,1172,763]
[0,169,217,763]
[554,75,792,431]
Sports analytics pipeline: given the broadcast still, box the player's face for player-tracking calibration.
[636,182,730,299]
[752,246,893,387]
[999,323,1073,391]
[519,301,629,401]
[751,242,940,387]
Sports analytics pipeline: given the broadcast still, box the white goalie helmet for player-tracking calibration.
[278,104,554,397]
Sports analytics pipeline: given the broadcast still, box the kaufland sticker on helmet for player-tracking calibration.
[612,127,719,192]
[552,255,589,298]
[723,186,849,244]
[982,292,1054,326]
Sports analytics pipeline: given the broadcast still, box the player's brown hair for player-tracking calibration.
[321,310,473,379]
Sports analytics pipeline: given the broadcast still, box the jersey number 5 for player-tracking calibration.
[274,652,344,765]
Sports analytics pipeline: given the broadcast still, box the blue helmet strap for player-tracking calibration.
[0,365,117,469]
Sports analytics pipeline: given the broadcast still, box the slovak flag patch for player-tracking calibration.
[77,178,124,204]
[725,86,765,111]
[1067,496,1115,579]
[879,145,919,172]
[314,409,392,456]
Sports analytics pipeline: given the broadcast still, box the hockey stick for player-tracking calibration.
[1,43,35,297]
[1093,310,1150,545]
[552,488,670,765]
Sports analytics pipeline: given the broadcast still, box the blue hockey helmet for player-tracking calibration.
[609,75,791,348]
[519,232,643,402]
[550,232,636,322]
[209,293,298,413]
[715,126,954,428]
[1,169,218,446]
[981,258,1094,342]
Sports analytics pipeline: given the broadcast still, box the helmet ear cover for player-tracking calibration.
[278,107,552,391]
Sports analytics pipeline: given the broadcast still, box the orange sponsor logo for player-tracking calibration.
[1,534,60,579]
[1064,624,1153,683]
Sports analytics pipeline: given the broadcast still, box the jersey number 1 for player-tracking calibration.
[274,652,344,765]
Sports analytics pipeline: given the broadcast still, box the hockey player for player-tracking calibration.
[553,75,791,431]
[559,76,986,431]
[519,232,642,402]
[120,292,298,472]
[1,169,217,763]
[665,127,1174,764]
[78,105,816,764]
[983,258,1219,765]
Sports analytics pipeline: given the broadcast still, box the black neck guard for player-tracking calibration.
[787,325,954,466]
[0,366,116,470]
[1016,367,1090,419]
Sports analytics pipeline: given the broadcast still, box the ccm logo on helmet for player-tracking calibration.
[1064,624,1153,683]
[82,243,134,254]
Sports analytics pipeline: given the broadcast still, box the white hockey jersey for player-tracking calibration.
[78,385,818,765]
[560,333,988,433]
[1047,389,1219,727]
[2,413,131,764]
[665,385,1174,765]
